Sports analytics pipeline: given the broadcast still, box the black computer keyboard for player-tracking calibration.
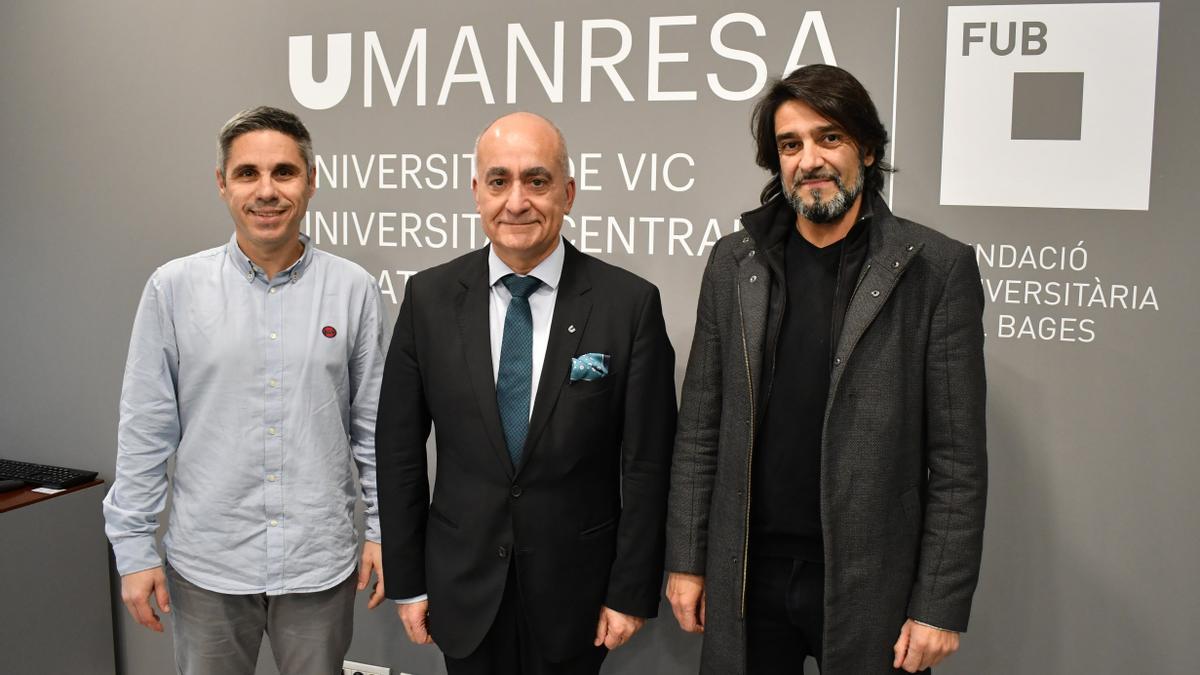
[0,458,98,489]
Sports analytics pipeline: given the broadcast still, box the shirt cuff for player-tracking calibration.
[394,594,428,604]
[913,619,958,633]
[110,536,163,577]
[363,515,382,544]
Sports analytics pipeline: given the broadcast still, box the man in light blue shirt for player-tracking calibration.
[103,106,388,675]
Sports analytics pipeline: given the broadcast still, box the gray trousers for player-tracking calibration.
[165,562,355,675]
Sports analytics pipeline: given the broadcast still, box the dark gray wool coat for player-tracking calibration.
[666,192,987,675]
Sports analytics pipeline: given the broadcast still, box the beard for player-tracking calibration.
[783,164,866,224]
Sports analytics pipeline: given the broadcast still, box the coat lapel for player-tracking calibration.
[455,249,514,479]
[734,241,771,412]
[520,243,591,474]
[737,197,792,417]
[827,208,923,398]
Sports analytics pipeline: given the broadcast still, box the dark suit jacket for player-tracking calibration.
[376,241,677,661]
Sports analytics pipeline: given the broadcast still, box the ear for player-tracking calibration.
[471,175,481,213]
[564,176,577,214]
[215,167,227,195]
[862,148,876,167]
[306,166,317,198]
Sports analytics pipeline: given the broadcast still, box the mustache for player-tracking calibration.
[793,170,841,188]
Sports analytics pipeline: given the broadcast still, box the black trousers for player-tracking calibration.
[746,556,931,674]
[444,561,607,675]
[746,556,826,674]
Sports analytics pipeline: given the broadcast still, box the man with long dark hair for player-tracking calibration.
[665,65,987,674]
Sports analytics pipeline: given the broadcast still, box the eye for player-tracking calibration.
[822,133,842,144]
[529,178,547,188]
[489,177,507,188]
[778,140,800,154]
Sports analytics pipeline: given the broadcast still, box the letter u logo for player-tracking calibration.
[289,33,353,110]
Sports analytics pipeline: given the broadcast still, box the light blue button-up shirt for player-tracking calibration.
[103,233,386,595]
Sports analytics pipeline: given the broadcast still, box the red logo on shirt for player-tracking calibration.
[322,326,337,339]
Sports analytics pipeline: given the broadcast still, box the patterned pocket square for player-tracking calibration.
[570,353,610,382]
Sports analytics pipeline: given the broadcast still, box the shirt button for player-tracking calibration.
[267,474,277,482]
[269,332,278,340]
[497,545,509,559]
[269,378,279,388]
[269,287,277,295]
[510,484,523,498]
[268,427,277,436]
[834,357,843,365]
[246,271,254,281]
[269,519,279,527]
[871,290,881,297]
[749,275,758,283]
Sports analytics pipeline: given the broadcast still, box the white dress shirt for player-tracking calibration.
[487,238,564,411]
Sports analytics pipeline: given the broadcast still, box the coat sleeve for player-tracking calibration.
[908,246,988,632]
[665,243,725,575]
[604,285,677,618]
[376,275,433,600]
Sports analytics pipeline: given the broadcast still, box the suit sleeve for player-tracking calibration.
[908,246,988,632]
[376,276,433,599]
[605,285,677,618]
[665,244,723,575]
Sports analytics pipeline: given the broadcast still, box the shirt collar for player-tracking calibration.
[487,236,565,291]
[226,232,314,284]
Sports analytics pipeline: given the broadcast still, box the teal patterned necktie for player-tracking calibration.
[497,274,542,467]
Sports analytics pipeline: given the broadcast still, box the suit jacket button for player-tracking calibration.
[510,484,522,498]
[498,545,509,559]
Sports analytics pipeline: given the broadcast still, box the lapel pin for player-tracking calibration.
[568,325,576,333]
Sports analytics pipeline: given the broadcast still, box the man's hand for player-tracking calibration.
[397,600,433,645]
[893,618,960,672]
[120,567,171,633]
[666,572,706,633]
[356,541,385,609]
[593,605,646,650]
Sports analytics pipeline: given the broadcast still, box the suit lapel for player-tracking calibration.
[455,249,514,479]
[520,244,591,474]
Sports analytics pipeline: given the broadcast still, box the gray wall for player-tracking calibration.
[2,1,1196,673]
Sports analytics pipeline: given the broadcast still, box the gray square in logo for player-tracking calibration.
[1011,72,1085,140]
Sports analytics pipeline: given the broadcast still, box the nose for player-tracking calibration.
[797,143,825,175]
[504,182,529,216]
[254,174,278,201]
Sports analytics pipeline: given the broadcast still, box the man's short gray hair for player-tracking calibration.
[217,106,314,177]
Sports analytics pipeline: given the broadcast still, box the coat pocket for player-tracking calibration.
[578,515,618,539]
[428,504,460,530]
[899,486,921,529]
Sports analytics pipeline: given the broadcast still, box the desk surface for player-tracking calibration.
[0,478,104,513]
